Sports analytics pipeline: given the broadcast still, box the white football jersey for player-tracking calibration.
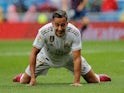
[33,23,82,67]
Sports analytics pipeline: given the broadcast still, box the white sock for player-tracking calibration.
[95,74,100,82]
[20,73,24,82]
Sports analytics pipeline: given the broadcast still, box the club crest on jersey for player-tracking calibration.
[50,36,54,42]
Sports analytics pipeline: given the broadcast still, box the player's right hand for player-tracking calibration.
[70,83,83,87]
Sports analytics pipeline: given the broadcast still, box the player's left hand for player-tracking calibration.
[70,83,83,87]
[29,78,36,86]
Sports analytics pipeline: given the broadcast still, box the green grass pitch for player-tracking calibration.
[0,40,124,93]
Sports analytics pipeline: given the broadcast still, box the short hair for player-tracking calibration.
[52,10,68,20]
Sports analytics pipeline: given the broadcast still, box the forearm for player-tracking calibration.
[62,0,68,11]
[73,57,81,83]
[81,0,88,7]
[77,0,88,11]
[29,47,40,79]
[30,53,36,79]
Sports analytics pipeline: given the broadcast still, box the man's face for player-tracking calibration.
[52,17,68,37]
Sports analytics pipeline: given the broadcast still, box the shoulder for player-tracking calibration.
[67,23,79,30]
[38,23,53,35]
[66,23,80,37]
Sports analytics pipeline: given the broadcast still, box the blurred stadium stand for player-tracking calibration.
[117,0,124,11]
[0,0,124,40]
[0,0,124,22]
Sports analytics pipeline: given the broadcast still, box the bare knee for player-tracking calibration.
[20,73,31,84]
[86,77,99,83]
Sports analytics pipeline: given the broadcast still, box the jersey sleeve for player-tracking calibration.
[33,30,45,49]
[71,31,82,51]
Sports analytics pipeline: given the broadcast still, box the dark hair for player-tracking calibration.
[52,10,68,20]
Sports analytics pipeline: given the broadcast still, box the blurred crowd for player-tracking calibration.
[0,0,124,23]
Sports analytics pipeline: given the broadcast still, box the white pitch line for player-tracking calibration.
[0,49,123,56]
[120,60,124,62]
[0,52,30,56]
[82,49,124,54]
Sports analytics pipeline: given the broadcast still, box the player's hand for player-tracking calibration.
[29,78,36,86]
[70,83,82,87]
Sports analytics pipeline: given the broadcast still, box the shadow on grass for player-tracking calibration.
[37,82,71,86]
[36,82,89,87]
[1,82,88,87]
[0,82,108,88]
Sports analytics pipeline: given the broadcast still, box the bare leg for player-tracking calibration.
[20,73,31,84]
[82,69,100,83]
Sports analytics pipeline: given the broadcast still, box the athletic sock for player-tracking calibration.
[95,74,100,82]
[20,73,24,82]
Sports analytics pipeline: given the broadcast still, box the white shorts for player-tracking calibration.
[25,54,91,77]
